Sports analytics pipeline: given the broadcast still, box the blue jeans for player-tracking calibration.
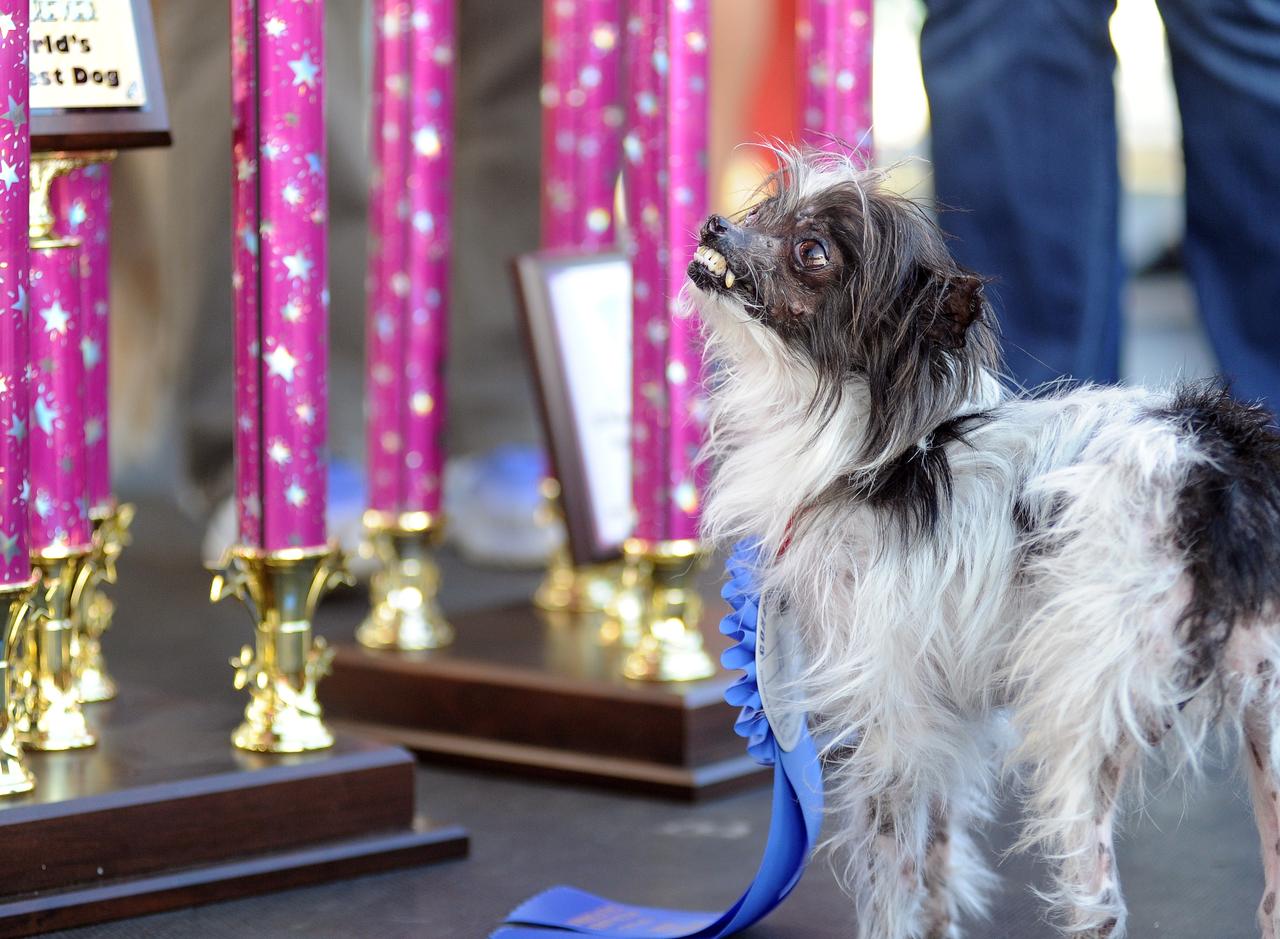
[921,0,1280,406]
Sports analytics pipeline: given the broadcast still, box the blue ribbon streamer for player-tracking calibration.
[492,541,824,939]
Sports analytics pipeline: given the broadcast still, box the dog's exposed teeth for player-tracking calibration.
[724,271,735,289]
[695,244,728,278]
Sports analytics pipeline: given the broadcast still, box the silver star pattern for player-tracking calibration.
[1,95,23,128]
[40,300,69,334]
[0,530,17,565]
[33,397,58,435]
[289,53,320,88]
[283,250,313,282]
[264,345,297,382]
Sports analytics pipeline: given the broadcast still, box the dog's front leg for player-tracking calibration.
[919,799,957,939]
[853,791,958,939]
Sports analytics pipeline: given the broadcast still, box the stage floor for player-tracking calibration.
[41,497,1263,938]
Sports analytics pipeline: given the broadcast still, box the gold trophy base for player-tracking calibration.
[0,753,34,796]
[616,539,716,683]
[231,638,335,753]
[211,545,350,754]
[357,513,452,651]
[0,682,469,936]
[22,553,97,752]
[73,641,117,704]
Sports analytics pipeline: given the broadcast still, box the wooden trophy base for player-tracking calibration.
[322,601,769,801]
[0,686,468,938]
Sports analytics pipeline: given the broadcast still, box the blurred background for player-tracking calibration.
[105,0,1214,562]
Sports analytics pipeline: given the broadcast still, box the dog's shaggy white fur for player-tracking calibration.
[688,153,1280,939]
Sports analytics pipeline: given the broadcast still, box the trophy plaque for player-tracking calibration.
[30,0,171,152]
[517,251,633,568]
[321,253,768,801]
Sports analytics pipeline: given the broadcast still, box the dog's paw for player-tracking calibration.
[1259,889,1279,939]
[1068,914,1122,939]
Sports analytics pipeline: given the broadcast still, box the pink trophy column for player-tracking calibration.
[356,1,456,651]
[28,245,90,554]
[574,0,623,250]
[796,0,873,155]
[400,0,454,512]
[221,0,342,755]
[0,3,28,585]
[541,0,624,251]
[51,166,111,513]
[365,0,410,517]
[533,1,625,619]
[624,0,709,544]
[231,0,328,551]
[540,0,582,249]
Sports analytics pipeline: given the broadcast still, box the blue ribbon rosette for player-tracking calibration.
[492,541,824,939]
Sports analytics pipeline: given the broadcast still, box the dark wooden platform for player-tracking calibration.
[0,686,467,937]
[321,602,769,800]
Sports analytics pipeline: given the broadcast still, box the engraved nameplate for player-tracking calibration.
[30,0,148,111]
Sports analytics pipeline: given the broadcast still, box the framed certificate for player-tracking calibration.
[514,251,633,566]
[30,0,171,151]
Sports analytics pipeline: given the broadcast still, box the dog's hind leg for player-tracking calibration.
[1229,632,1280,939]
[1244,693,1280,939]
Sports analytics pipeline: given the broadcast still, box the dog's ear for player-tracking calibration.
[925,274,985,349]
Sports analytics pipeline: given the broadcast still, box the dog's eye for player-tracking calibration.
[795,239,829,271]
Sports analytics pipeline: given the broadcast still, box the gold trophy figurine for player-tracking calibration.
[73,501,134,703]
[211,545,351,753]
[0,577,39,794]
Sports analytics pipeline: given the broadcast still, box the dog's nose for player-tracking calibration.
[701,213,755,250]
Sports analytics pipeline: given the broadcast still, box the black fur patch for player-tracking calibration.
[814,411,992,537]
[1153,382,1280,685]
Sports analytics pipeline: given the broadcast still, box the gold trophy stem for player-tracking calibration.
[0,578,38,794]
[74,502,133,703]
[616,539,716,682]
[534,545,623,616]
[211,545,350,753]
[358,512,452,651]
[21,552,97,751]
[533,478,621,615]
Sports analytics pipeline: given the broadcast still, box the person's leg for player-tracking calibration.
[1158,0,1280,412]
[920,0,1123,389]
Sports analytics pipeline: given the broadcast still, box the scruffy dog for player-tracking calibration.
[687,151,1280,939]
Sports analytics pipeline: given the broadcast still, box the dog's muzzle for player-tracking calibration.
[687,214,754,300]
